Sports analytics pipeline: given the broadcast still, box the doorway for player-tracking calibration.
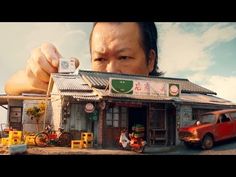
[128,107,147,139]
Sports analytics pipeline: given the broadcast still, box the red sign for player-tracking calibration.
[85,103,95,113]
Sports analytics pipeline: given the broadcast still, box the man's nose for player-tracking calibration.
[106,61,121,73]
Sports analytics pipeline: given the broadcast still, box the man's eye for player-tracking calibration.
[119,56,129,60]
[94,58,106,62]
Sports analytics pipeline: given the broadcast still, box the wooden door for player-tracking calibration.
[103,106,128,147]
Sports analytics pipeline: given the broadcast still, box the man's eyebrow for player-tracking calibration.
[92,48,132,55]
[115,48,132,53]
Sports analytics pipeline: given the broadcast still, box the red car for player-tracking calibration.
[178,109,236,150]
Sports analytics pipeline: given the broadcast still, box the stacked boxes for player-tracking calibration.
[132,125,145,138]
[82,132,93,148]
[8,131,22,145]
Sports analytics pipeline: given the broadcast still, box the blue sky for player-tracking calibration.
[1,22,236,123]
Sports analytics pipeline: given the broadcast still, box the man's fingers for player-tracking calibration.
[40,42,62,68]
[25,66,48,92]
[32,48,58,74]
[27,57,50,83]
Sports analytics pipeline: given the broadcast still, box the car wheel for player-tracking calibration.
[201,134,214,150]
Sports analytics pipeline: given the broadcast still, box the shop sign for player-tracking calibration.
[169,83,180,97]
[109,78,168,96]
[110,78,133,94]
[85,103,95,113]
[87,110,98,121]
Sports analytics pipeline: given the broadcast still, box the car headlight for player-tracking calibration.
[192,130,198,136]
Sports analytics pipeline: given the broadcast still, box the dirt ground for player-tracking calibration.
[0,145,143,155]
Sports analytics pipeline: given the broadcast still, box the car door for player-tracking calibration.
[215,114,234,140]
[229,112,236,135]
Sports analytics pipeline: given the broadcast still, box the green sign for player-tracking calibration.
[87,110,98,121]
[110,79,133,94]
[169,83,180,97]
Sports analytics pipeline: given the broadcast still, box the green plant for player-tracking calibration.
[26,102,46,121]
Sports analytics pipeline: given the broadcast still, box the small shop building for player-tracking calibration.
[46,70,236,148]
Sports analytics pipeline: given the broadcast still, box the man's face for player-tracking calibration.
[91,23,154,76]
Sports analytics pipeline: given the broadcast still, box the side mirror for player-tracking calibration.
[196,121,200,126]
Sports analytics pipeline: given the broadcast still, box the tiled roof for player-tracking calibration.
[79,70,216,95]
[52,74,93,91]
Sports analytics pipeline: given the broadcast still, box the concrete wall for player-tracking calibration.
[50,95,62,131]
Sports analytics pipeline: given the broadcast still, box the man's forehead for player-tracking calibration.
[91,23,141,53]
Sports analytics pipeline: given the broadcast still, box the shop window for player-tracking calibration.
[106,106,128,128]
[106,108,113,126]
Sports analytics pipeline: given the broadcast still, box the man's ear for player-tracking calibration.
[148,49,156,73]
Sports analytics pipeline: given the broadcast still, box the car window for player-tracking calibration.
[199,114,216,124]
[230,112,236,120]
[220,114,231,123]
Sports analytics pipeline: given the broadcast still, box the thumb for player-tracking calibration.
[41,42,62,68]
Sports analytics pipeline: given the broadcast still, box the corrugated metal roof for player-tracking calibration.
[49,71,236,106]
[52,74,93,91]
[180,93,236,106]
[93,88,236,106]
[63,92,100,101]
[79,70,216,95]
[51,92,100,101]
[73,95,100,101]
[60,91,98,97]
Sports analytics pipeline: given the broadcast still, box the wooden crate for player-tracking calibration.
[81,132,93,141]
[83,140,93,148]
[71,140,83,149]
[1,138,9,146]
[9,131,22,140]
[9,138,21,145]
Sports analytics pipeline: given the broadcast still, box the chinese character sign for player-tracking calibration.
[109,78,169,97]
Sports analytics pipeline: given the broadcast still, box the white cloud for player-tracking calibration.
[201,23,236,48]
[191,75,236,104]
[158,23,236,76]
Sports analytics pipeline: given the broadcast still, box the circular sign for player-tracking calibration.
[85,103,95,113]
[170,85,179,96]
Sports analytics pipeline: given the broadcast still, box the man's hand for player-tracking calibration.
[5,42,80,95]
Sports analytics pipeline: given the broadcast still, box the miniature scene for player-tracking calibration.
[1,22,236,155]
